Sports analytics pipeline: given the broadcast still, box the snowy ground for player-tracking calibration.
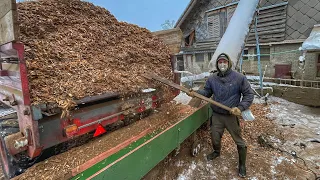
[267,97,320,168]
[144,96,320,180]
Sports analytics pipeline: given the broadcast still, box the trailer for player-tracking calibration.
[9,103,211,180]
[0,39,163,178]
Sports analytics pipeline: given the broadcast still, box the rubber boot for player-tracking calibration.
[237,146,247,178]
[206,151,220,161]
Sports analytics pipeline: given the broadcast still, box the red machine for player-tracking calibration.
[0,42,171,178]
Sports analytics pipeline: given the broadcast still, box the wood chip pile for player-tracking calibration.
[18,0,172,107]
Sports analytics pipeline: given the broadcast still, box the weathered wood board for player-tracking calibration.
[0,0,19,45]
[152,28,183,54]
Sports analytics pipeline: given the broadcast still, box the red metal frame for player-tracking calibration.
[0,42,42,158]
[0,42,170,163]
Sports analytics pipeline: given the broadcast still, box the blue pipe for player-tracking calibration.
[254,13,263,96]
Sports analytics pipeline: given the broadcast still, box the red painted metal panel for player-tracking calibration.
[0,42,42,158]
[0,70,19,77]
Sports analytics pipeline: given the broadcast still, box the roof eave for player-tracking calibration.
[174,0,198,28]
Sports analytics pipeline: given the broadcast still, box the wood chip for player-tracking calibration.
[17,0,173,108]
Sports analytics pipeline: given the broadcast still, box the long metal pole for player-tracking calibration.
[240,49,244,73]
[254,13,263,96]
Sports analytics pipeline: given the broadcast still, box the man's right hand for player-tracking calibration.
[186,89,195,97]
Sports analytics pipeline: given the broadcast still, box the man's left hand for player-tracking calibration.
[230,107,241,116]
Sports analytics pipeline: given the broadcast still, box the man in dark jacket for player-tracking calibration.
[189,53,254,178]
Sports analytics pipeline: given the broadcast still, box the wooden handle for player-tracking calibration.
[142,72,232,112]
[192,92,232,111]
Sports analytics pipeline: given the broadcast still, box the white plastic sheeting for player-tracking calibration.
[209,0,259,70]
[301,24,320,51]
[180,72,210,83]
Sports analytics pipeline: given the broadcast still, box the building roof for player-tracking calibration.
[175,0,320,40]
[284,0,320,40]
[174,0,198,28]
[301,24,320,52]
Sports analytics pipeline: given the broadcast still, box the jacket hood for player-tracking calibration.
[216,53,232,74]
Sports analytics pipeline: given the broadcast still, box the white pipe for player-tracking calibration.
[209,0,259,70]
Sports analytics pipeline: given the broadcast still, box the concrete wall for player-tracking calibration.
[273,86,320,107]
[242,43,319,80]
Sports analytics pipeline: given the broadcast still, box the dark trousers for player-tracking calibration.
[211,111,246,152]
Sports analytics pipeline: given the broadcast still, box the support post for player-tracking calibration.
[254,13,263,96]
[240,49,244,73]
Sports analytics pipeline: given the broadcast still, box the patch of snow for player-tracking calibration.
[301,25,320,51]
[141,88,156,93]
[176,161,197,180]
[275,156,287,165]
[175,160,184,167]
[249,177,258,180]
[269,136,282,144]
[270,165,277,176]
[180,72,210,83]
[267,97,320,133]
[173,93,192,105]
[246,75,260,81]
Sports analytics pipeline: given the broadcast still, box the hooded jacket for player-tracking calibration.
[197,53,254,114]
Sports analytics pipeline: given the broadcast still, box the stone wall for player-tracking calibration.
[242,43,319,80]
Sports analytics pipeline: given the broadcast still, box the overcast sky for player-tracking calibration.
[87,0,190,31]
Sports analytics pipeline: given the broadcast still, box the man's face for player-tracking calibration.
[217,59,229,72]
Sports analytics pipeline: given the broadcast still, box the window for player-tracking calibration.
[254,48,270,61]
[176,55,184,71]
[195,53,204,62]
[207,4,237,40]
[207,13,222,39]
[208,53,213,61]
[185,30,195,47]
[242,49,248,61]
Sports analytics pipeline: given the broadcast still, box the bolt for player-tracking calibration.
[23,109,30,115]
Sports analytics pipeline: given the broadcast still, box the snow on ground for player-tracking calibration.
[173,93,192,105]
[267,96,320,137]
[173,96,320,179]
[267,96,320,170]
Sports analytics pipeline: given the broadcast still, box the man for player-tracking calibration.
[188,53,254,178]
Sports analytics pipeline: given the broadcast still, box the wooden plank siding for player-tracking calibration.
[246,3,287,44]
[0,0,19,45]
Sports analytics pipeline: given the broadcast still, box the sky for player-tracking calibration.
[87,0,190,31]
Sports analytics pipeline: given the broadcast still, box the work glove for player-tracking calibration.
[186,89,195,97]
[230,107,241,116]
